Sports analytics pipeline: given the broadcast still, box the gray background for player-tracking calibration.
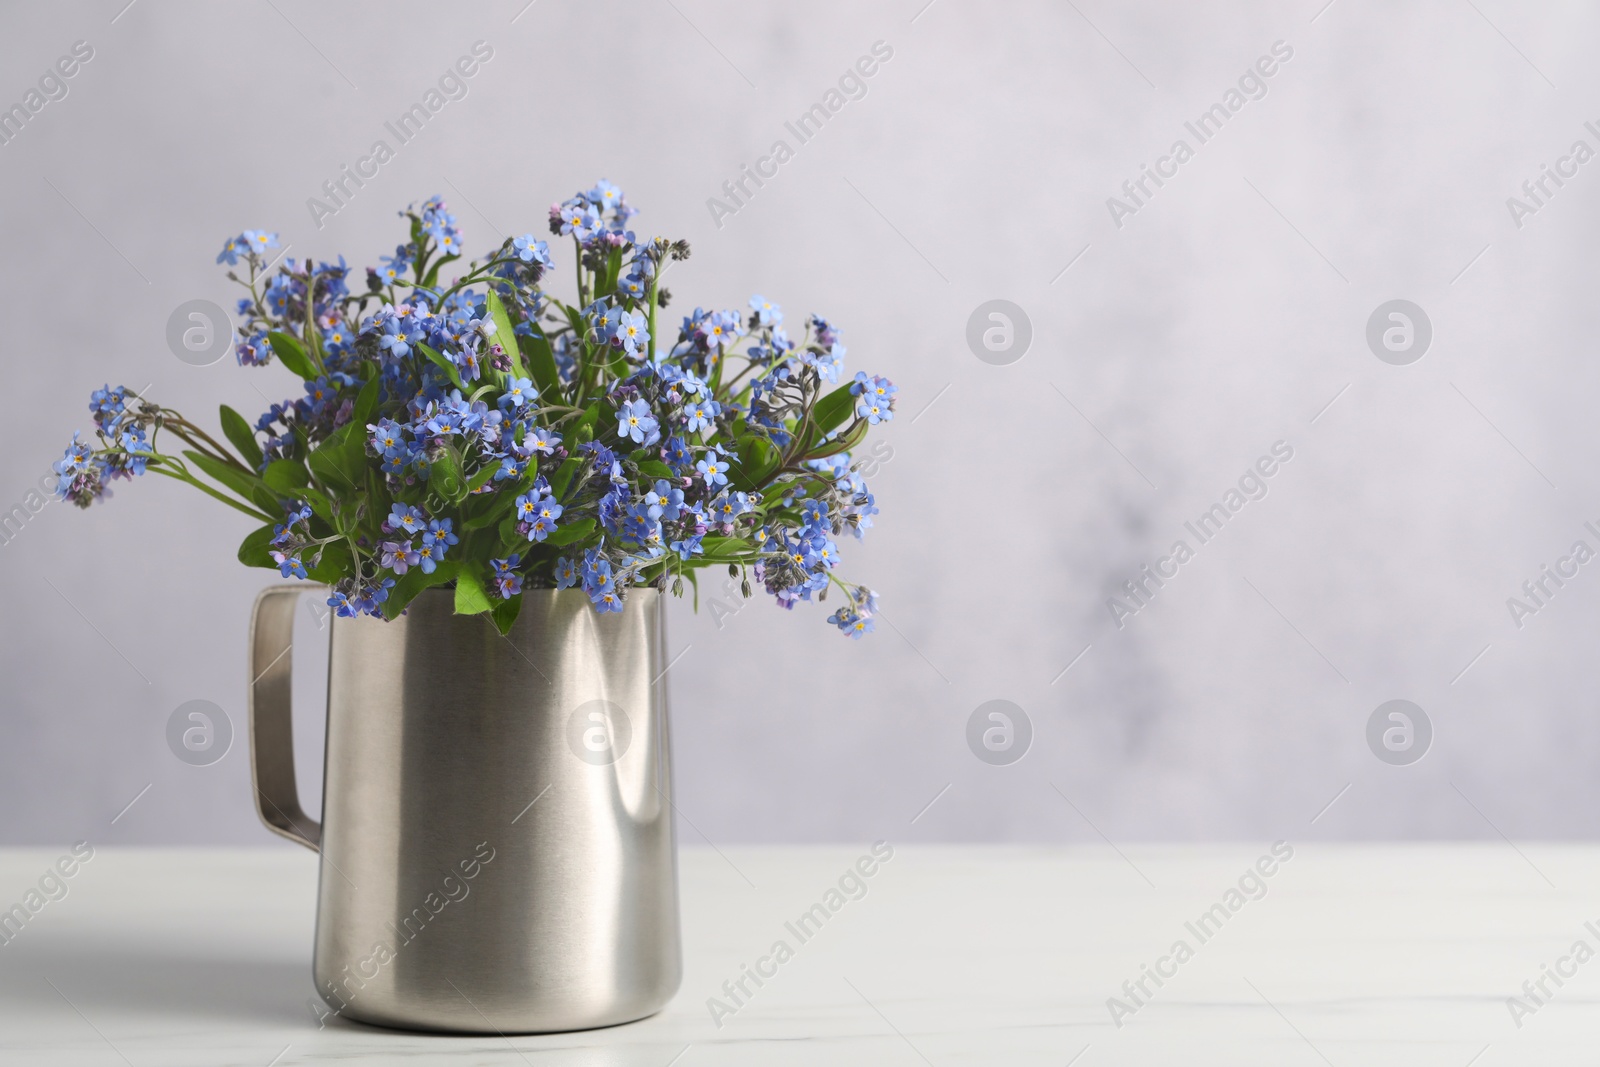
[2,0,1596,849]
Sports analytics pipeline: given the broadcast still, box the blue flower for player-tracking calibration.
[494,456,526,482]
[683,397,721,434]
[454,346,484,383]
[420,519,458,572]
[217,230,278,265]
[616,399,659,445]
[490,554,524,599]
[499,377,536,412]
[828,607,874,638]
[375,305,422,358]
[512,234,553,268]
[89,385,128,431]
[116,427,153,476]
[711,491,752,524]
[749,294,782,326]
[642,479,684,521]
[322,324,353,353]
[377,247,411,285]
[670,533,704,560]
[556,200,600,239]
[664,436,693,469]
[54,433,93,485]
[617,271,648,300]
[385,504,426,536]
[350,577,397,616]
[586,180,623,212]
[380,539,421,574]
[581,549,613,593]
[697,309,740,352]
[696,455,730,487]
[616,311,649,356]
[523,499,563,542]
[851,373,897,423]
[425,404,465,437]
[524,425,561,455]
[370,418,407,456]
[242,230,280,256]
[69,184,893,637]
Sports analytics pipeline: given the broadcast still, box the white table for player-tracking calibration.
[0,844,1590,1065]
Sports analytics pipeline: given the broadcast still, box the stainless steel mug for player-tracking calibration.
[247,586,681,1033]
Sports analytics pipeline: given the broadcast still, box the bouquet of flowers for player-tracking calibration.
[55,183,894,636]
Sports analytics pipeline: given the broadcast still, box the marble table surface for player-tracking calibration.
[0,843,1594,1065]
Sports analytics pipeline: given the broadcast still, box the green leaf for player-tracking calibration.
[295,486,333,523]
[491,594,522,636]
[464,494,517,531]
[730,436,778,491]
[484,290,527,377]
[416,341,465,392]
[421,252,460,290]
[428,447,467,504]
[570,402,603,448]
[636,460,674,481]
[268,331,318,380]
[544,517,596,547]
[519,334,561,397]
[306,540,353,584]
[550,456,583,500]
[467,462,499,493]
[812,384,857,439]
[804,418,869,462]
[219,405,263,469]
[454,566,494,616]
[366,465,393,531]
[263,458,310,493]
[183,450,278,514]
[351,375,381,429]
[383,559,459,619]
[237,524,278,569]
[308,424,366,493]
[562,304,586,338]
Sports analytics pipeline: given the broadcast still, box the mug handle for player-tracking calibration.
[248,585,322,852]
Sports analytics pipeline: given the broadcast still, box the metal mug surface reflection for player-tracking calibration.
[248,586,680,1033]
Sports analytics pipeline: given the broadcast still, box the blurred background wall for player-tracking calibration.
[2,0,1598,849]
